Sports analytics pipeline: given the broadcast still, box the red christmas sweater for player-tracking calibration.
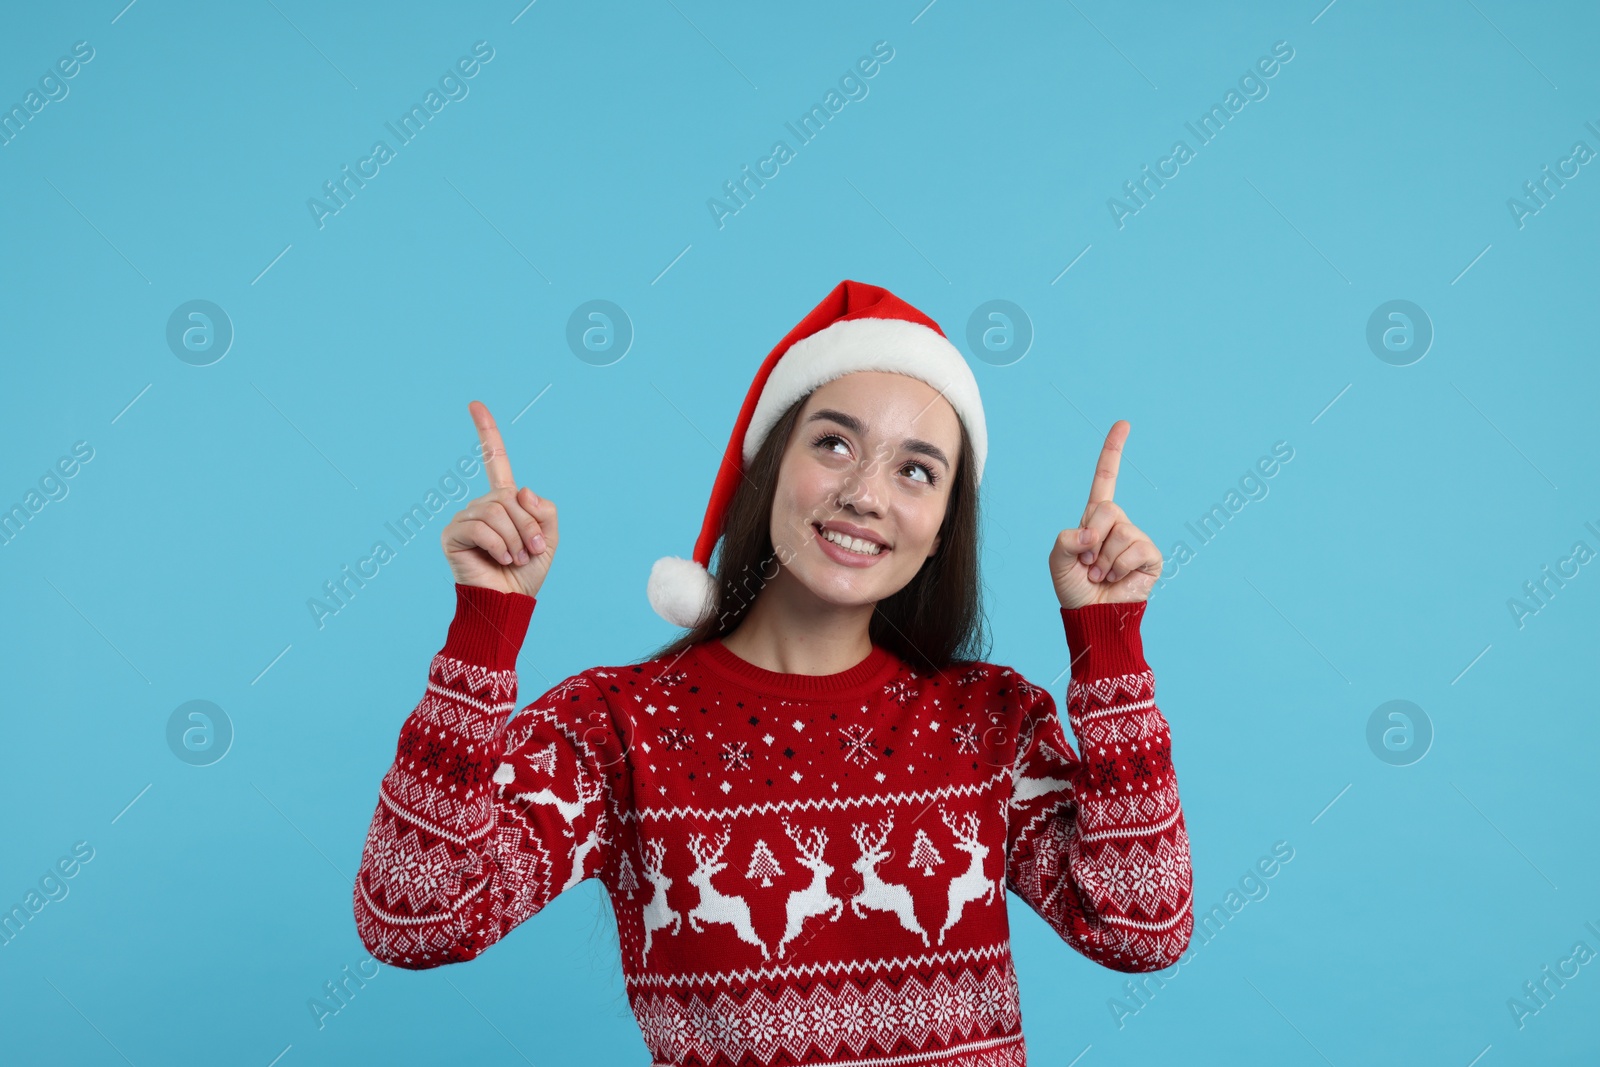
[354,584,1194,1067]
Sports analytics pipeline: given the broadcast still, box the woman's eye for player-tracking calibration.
[815,433,850,456]
[902,462,936,486]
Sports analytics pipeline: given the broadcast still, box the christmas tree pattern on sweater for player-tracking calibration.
[354,584,1194,1067]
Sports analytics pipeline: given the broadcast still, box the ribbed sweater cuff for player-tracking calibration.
[442,583,536,670]
[1060,600,1147,680]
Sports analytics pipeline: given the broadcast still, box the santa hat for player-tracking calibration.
[647,279,988,628]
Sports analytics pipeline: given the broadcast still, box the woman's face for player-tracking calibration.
[767,370,962,611]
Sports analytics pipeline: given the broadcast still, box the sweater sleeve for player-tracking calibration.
[352,583,627,970]
[1003,600,1194,972]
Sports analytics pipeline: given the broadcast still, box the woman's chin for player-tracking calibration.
[795,570,896,609]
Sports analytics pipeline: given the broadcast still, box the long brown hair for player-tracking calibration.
[642,387,990,675]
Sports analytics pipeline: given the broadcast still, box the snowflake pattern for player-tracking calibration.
[365,818,463,914]
[952,722,980,755]
[884,675,918,705]
[1092,752,1121,786]
[956,666,990,688]
[659,726,694,751]
[837,724,879,766]
[721,741,751,771]
[541,676,592,705]
[1128,855,1161,899]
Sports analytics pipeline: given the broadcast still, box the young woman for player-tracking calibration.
[353,280,1194,1066]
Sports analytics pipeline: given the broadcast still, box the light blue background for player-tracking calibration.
[2,1,1596,1064]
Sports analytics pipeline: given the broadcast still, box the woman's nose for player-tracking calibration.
[842,461,889,515]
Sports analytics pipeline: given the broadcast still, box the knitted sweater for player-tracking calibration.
[353,584,1194,1066]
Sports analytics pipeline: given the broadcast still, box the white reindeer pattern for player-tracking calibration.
[561,817,610,893]
[686,826,769,959]
[848,811,929,947]
[776,818,844,959]
[505,770,604,830]
[937,808,996,945]
[1011,740,1072,805]
[640,838,682,961]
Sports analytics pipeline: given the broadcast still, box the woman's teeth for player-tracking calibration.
[820,527,882,555]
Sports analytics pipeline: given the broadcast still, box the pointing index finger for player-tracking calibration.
[1085,420,1130,511]
[470,400,516,490]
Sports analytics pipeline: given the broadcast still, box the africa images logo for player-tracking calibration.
[1106,40,1295,229]
[707,40,895,230]
[306,41,496,229]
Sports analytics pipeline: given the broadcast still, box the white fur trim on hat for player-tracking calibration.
[648,555,718,629]
[742,317,988,484]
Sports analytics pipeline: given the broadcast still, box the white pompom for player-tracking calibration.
[648,556,718,629]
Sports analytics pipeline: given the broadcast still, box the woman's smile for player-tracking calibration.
[813,521,892,567]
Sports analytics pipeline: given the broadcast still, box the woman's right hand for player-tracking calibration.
[441,400,559,598]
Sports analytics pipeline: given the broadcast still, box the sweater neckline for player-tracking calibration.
[693,636,900,699]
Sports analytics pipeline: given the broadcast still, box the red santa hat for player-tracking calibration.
[647,279,988,628]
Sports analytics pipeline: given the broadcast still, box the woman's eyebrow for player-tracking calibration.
[806,408,951,470]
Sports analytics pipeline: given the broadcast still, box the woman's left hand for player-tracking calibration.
[1049,420,1162,609]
